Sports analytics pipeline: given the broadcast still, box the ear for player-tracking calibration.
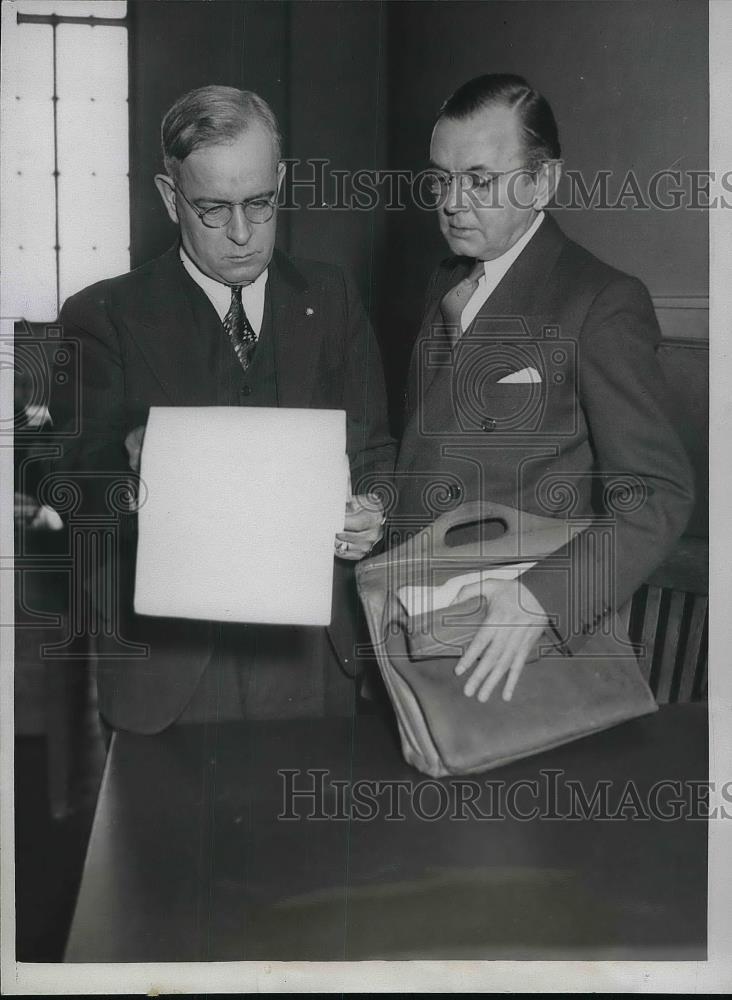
[532,160,563,210]
[276,159,286,194]
[154,173,180,224]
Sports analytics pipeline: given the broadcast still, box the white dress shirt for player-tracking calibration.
[179,245,268,337]
[460,211,545,331]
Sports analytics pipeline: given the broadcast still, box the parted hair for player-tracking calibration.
[439,74,561,169]
[161,85,282,176]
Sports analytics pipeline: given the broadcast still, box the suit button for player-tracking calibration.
[481,417,496,432]
[239,385,252,398]
[448,484,463,501]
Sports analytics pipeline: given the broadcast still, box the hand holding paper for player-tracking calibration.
[453,578,549,703]
[125,424,145,472]
[335,493,386,561]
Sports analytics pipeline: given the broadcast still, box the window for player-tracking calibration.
[1,0,130,320]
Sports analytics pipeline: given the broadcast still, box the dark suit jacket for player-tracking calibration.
[394,213,694,654]
[53,245,395,732]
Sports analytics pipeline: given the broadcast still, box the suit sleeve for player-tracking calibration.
[520,275,695,654]
[339,268,397,494]
[50,288,133,514]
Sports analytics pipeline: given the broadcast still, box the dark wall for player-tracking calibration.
[286,1,387,316]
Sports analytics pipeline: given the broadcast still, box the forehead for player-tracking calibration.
[179,124,278,195]
[430,104,524,169]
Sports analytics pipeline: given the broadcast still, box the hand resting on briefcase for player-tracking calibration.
[400,562,538,660]
[401,561,550,702]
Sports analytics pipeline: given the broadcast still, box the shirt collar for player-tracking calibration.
[179,244,269,323]
[479,210,545,280]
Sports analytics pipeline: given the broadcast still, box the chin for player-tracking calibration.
[443,230,479,257]
[218,256,267,285]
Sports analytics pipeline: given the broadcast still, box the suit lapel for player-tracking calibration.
[403,214,568,435]
[466,212,566,330]
[268,250,322,408]
[118,245,221,405]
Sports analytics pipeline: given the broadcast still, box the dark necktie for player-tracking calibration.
[439,261,484,346]
[223,285,258,371]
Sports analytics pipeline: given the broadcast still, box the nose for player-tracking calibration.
[226,204,254,245]
[443,175,468,217]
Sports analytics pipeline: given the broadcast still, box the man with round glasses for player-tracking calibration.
[393,73,694,705]
[52,85,395,734]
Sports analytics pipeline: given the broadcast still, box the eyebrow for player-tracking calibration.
[428,160,499,173]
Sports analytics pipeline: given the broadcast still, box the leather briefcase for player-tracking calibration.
[355,501,657,777]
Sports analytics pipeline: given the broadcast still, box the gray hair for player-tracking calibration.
[161,85,282,176]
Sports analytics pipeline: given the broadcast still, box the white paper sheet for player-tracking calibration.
[397,562,537,619]
[134,406,348,626]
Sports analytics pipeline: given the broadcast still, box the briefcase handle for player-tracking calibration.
[424,499,567,563]
[356,500,581,590]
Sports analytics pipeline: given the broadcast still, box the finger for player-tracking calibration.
[481,626,537,703]
[462,630,510,696]
[502,632,539,701]
[475,659,511,703]
[336,529,381,547]
[463,619,524,697]
[502,658,524,702]
[339,548,370,562]
[475,633,525,702]
[334,535,372,556]
[348,492,385,513]
[454,622,495,676]
[335,543,370,561]
[343,509,383,532]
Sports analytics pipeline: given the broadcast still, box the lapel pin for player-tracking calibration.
[306,307,315,317]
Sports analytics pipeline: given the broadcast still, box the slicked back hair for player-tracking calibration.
[161,85,282,177]
[439,74,561,169]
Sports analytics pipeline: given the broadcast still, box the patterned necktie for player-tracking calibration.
[439,261,485,346]
[223,285,258,371]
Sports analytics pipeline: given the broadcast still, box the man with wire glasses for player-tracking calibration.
[52,85,394,733]
[391,73,694,706]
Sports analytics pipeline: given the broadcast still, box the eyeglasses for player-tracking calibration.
[175,185,277,227]
[424,164,537,206]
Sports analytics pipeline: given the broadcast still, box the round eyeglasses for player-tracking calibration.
[422,165,536,208]
[175,185,277,227]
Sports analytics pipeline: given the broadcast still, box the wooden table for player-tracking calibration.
[65,703,707,962]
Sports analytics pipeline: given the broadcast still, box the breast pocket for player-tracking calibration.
[451,340,547,432]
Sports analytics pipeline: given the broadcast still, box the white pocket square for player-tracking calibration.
[497,366,542,384]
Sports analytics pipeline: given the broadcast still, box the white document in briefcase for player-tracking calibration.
[133,406,348,626]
